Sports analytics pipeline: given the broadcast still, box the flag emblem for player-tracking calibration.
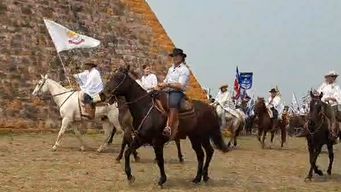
[67,31,85,45]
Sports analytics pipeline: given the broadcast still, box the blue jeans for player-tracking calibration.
[169,91,184,109]
[84,93,93,104]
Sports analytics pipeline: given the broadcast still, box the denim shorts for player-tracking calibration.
[169,91,184,109]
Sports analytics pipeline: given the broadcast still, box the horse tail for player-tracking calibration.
[210,111,230,152]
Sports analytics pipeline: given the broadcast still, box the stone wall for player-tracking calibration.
[0,0,207,131]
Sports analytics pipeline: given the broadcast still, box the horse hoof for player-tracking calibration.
[128,175,135,184]
[304,177,312,182]
[51,146,57,152]
[179,158,184,163]
[157,177,167,187]
[134,156,141,162]
[316,170,324,176]
[80,146,85,152]
[192,177,201,183]
[327,170,331,175]
[96,148,103,153]
[203,175,210,182]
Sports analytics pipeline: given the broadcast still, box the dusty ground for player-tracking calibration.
[0,132,340,192]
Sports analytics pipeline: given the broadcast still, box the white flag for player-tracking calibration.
[43,19,100,52]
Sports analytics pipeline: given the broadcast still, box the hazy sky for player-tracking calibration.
[147,0,341,103]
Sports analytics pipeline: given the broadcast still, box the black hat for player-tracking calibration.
[169,48,187,58]
[269,88,277,93]
[84,62,97,67]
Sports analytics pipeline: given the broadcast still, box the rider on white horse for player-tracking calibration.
[73,62,103,119]
[212,85,238,129]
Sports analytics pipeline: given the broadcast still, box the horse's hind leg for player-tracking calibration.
[97,121,113,152]
[175,139,184,163]
[52,118,71,151]
[189,137,204,183]
[72,124,86,151]
[116,133,128,161]
[327,143,334,175]
[202,137,214,182]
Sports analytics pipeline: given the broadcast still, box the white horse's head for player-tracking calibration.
[32,74,49,96]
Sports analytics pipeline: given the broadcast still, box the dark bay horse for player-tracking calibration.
[305,92,336,181]
[254,98,287,148]
[101,68,229,186]
[107,98,184,163]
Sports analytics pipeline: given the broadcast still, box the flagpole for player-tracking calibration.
[57,52,71,86]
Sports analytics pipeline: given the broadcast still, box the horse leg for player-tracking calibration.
[327,143,334,175]
[52,118,71,151]
[97,121,113,152]
[189,137,204,183]
[107,125,117,144]
[153,142,167,186]
[257,127,262,143]
[124,137,143,184]
[234,120,243,147]
[175,139,184,163]
[306,145,322,180]
[270,130,275,143]
[313,146,323,176]
[116,135,127,161]
[72,124,86,152]
[280,125,287,148]
[261,130,267,149]
[202,137,214,182]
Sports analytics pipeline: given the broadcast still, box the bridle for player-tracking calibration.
[35,78,76,108]
[307,98,328,135]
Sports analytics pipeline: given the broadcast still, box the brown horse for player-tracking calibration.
[288,114,307,137]
[254,98,287,148]
[305,91,337,181]
[101,68,229,186]
[108,97,184,163]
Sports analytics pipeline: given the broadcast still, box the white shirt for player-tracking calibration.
[317,82,341,106]
[73,68,103,97]
[267,95,281,110]
[214,90,234,109]
[163,63,190,91]
[141,74,158,92]
[135,79,143,88]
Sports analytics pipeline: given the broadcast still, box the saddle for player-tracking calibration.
[79,92,108,119]
[153,91,195,118]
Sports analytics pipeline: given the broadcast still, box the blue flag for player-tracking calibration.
[239,72,253,90]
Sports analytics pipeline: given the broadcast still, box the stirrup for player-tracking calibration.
[162,126,171,137]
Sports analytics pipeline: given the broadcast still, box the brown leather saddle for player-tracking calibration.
[153,91,195,118]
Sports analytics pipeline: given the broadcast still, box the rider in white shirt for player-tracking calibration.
[141,64,158,92]
[266,88,283,129]
[317,70,341,141]
[157,48,190,139]
[73,62,103,119]
[213,85,234,129]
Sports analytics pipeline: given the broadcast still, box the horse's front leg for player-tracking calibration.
[125,137,143,184]
[327,143,334,175]
[52,118,71,151]
[175,139,184,163]
[153,142,167,186]
[261,130,267,149]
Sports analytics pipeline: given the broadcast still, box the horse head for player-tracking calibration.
[100,66,133,103]
[309,90,325,124]
[254,97,266,116]
[32,74,49,96]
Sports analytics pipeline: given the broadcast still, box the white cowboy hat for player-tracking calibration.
[324,70,338,77]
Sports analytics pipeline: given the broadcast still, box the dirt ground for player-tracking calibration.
[0,132,340,192]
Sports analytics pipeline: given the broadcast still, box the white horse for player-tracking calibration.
[215,104,245,147]
[32,74,121,152]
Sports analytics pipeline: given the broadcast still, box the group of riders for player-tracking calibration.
[72,48,341,143]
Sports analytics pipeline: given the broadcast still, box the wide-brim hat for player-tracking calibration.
[84,62,97,67]
[269,88,277,93]
[169,48,187,58]
[324,70,338,77]
[220,84,228,89]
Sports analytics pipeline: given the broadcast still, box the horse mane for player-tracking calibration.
[47,78,72,92]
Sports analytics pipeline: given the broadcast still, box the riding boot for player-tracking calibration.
[163,108,179,140]
[85,104,95,119]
